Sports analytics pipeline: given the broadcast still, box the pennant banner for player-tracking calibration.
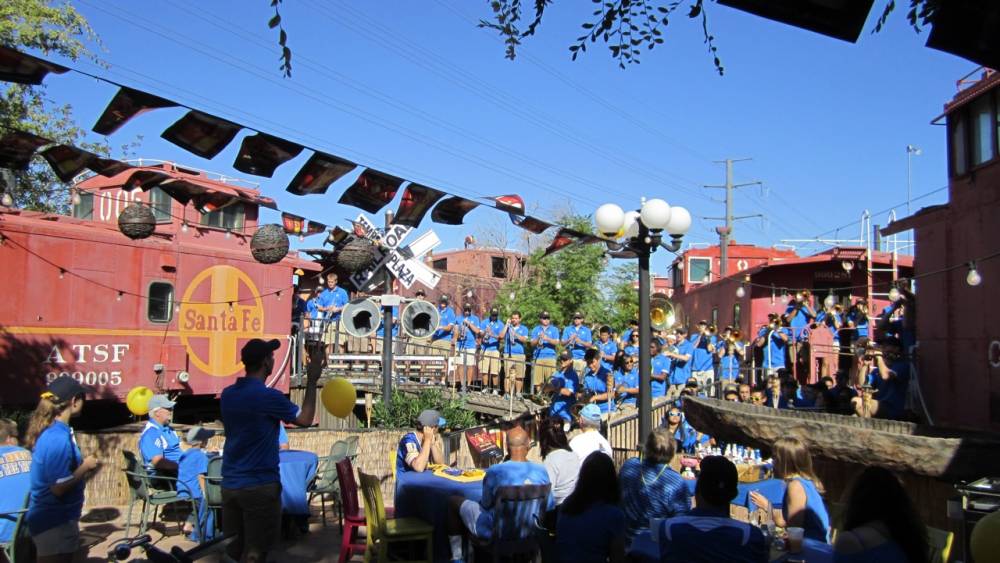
[512,214,552,235]
[327,226,351,247]
[0,45,69,85]
[286,152,357,195]
[431,196,479,225]
[282,212,306,234]
[161,110,242,159]
[0,130,51,170]
[93,87,177,135]
[88,157,131,178]
[492,194,525,214]
[542,228,601,257]
[338,169,404,213]
[233,132,303,178]
[40,145,98,182]
[305,220,327,235]
[394,183,446,227]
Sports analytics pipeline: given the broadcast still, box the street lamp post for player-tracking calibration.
[595,199,692,445]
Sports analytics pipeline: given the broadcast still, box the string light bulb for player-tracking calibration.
[70,189,81,206]
[466,289,473,298]
[298,234,305,243]
[967,262,982,287]
[225,229,232,240]
[58,269,66,280]
[116,291,124,302]
[1,192,12,207]
[824,291,836,309]
[735,284,746,299]
[555,279,562,290]
[508,291,516,300]
[888,287,901,302]
[181,221,189,234]
[317,275,325,285]
[228,301,234,312]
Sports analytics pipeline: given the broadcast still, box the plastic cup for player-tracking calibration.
[786,527,804,553]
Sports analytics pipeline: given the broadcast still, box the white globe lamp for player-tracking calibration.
[665,206,692,236]
[622,211,641,239]
[640,198,671,231]
[595,204,626,237]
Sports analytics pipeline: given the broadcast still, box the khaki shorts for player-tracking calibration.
[407,338,431,355]
[323,318,345,347]
[33,520,79,557]
[223,481,282,560]
[430,338,452,358]
[454,348,477,366]
[533,358,557,386]
[505,354,527,383]
[479,349,502,375]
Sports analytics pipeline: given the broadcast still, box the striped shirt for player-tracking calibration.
[619,458,691,539]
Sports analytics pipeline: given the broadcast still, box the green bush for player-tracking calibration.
[371,389,477,430]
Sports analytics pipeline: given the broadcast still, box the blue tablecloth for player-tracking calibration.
[395,470,484,562]
[629,530,832,563]
[683,478,786,508]
[279,450,318,516]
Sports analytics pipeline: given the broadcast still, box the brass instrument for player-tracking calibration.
[650,293,675,330]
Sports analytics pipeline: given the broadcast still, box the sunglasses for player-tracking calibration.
[668,412,681,417]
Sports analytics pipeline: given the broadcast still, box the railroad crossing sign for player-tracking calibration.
[348,214,442,290]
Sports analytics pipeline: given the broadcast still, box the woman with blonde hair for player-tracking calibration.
[25,377,100,563]
[750,436,830,543]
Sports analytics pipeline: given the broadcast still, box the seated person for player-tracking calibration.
[723,385,740,402]
[447,428,553,561]
[556,452,626,563]
[620,428,690,540]
[0,419,31,545]
[397,409,446,473]
[545,351,577,422]
[177,426,215,541]
[538,416,580,506]
[278,425,290,450]
[833,466,927,563]
[655,456,767,563]
[570,404,613,460]
[139,395,182,477]
[614,354,640,409]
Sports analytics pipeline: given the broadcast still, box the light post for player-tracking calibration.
[594,198,692,445]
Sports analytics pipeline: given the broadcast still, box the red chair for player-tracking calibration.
[335,458,367,563]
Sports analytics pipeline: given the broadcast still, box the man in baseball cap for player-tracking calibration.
[530,311,560,393]
[569,403,612,460]
[139,394,181,476]
[397,409,446,473]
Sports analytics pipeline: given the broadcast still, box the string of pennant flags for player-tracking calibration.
[0,45,601,258]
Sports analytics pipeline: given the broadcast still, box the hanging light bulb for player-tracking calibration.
[298,234,305,243]
[509,291,516,300]
[824,292,836,308]
[276,290,282,301]
[228,301,235,312]
[181,221,189,234]
[224,229,232,240]
[555,279,562,290]
[735,285,746,299]
[174,304,181,314]
[70,189,82,206]
[58,269,66,280]
[967,261,982,287]
[116,291,124,302]
[1,192,13,207]
[466,289,473,298]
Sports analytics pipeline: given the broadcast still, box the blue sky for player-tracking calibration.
[43,1,972,274]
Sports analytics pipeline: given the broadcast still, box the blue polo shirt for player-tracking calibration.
[849,310,869,339]
[480,318,505,350]
[583,366,616,413]
[433,306,456,341]
[615,367,639,406]
[652,354,671,396]
[757,327,790,369]
[177,448,208,500]
[657,507,768,563]
[531,325,560,359]
[598,339,618,371]
[27,421,83,535]
[689,333,717,372]
[455,314,480,350]
[505,324,529,355]
[220,377,300,489]
[562,325,593,360]
[719,344,743,381]
[549,370,577,421]
[670,340,695,385]
[469,460,554,539]
[874,360,910,419]
[624,344,639,358]
[0,446,31,543]
[786,302,816,341]
[317,285,349,321]
[375,305,399,337]
[816,311,841,342]
[138,419,181,473]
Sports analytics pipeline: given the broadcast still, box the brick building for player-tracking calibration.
[400,247,525,314]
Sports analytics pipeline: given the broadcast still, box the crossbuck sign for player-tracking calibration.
[348,214,442,290]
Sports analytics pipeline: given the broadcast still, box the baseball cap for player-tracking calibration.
[438,294,449,303]
[723,385,739,397]
[490,307,499,315]
[241,338,281,367]
[415,289,426,297]
[559,349,573,361]
[580,404,602,423]
[417,409,445,429]
[186,426,216,444]
[696,456,739,506]
[539,311,550,319]
[148,394,176,412]
[573,311,583,319]
[44,376,93,402]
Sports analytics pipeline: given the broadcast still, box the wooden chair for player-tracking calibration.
[926,526,954,563]
[0,493,33,563]
[308,440,350,527]
[121,450,199,538]
[358,471,433,563]
[470,484,551,563]
[335,458,367,563]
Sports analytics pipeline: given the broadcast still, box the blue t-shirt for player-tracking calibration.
[220,377,300,489]
[719,344,743,381]
[138,420,181,473]
[598,339,618,371]
[27,421,84,535]
[652,354,671,396]
[0,446,31,543]
[549,371,577,421]
[786,302,816,341]
[816,311,842,341]
[455,314,480,350]
[556,503,626,563]
[306,298,321,318]
[531,325,560,359]
[317,286,349,321]
[480,318,505,350]
[616,367,639,406]
[689,334,717,372]
[583,366,615,413]
[671,340,694,384]
[470,460,553,539]
[433,306,456,341]
[177,448,208,500]
[623,344,639,358]
[757,327,790,369]
[619,457,691,539]
[562,325,593,360]
[658,507,768,563]
[784,477,830,543]
[505,324,529,355]
[874,360,910,419]
[396,432,423,474]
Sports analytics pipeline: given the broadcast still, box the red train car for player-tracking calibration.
[0,162,319,409]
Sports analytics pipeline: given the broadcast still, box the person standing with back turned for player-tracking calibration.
[221,340,321,563]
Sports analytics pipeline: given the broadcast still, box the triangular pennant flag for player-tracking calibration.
[194,192,236,214]
[511,214,552,235]
[121,170,170,192]
[541,228,601,257]
[0,130,51,170]
[394,183,446,227]
[281,212,306,234]
[431,196,479,225]
[492,194,525,214]
[338,169,404,213]
[88,157,131,177]
[40,144,98,182]
[305,220,327,236]
[161,110,242,159]
[286,152,357,195]
[0,46,69,85]
[233,132,303,178]
[327,226,350,247]
[93,87,177,135]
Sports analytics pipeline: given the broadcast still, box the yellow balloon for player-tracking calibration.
[321,378,357,418]
[126,386,154,416]
[972,508,1000,562]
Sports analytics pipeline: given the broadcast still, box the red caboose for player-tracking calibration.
[0,161,319,409]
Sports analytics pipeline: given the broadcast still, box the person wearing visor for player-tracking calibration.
[138,394,181,477]
[25,376,100,563]
[397,409,447,473]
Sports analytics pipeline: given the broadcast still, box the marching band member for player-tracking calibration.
[689,321,718,397]
[454,303,481,391]
[499,311,530,396]
[623,329,640,358]
[717,329,745,384]
[651,339,670,400]
[582,349,617,414]
[755,314,791,378]
[615,354,640,410]
[562,311,594,373]
[597,326,618,373]
[479,308,505,394]
[318,273,349,357]
[430,295,456,382]
[545,350,578,422]
[531,311,561,395]
[663,329,694,400]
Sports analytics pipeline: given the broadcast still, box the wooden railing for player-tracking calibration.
[604,397,675,466]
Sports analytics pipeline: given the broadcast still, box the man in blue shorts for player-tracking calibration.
[396,409,446,474]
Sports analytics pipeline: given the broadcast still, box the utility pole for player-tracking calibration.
[704,158,762,278]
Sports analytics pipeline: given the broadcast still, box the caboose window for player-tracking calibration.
[951,112,967,177]
[148,282,174,323]
[201,204,244,230]
[149,187,172,223]
[688,257,711,284]
[970,96,995,167]
[72,191,94,219]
